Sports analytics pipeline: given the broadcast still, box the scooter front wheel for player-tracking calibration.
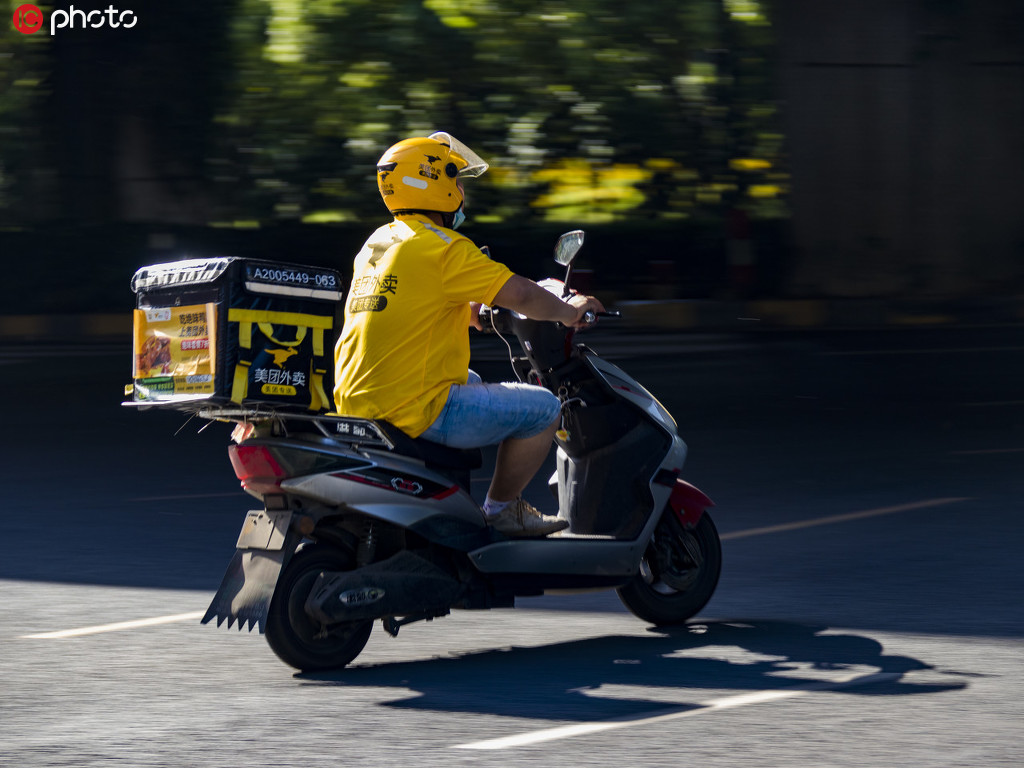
[265,544,373,672]
[617,509,722,625]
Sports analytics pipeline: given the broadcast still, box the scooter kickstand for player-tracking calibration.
[382,613,445,637]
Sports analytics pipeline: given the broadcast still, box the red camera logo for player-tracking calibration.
[11,5,138,35]
[13,4,43,34]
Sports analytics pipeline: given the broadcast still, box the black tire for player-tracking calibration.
[617,510,722,626]
[264,544,373,672]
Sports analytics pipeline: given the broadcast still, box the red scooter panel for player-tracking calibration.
[669,479,715,527]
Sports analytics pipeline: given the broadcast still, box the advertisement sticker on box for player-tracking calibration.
[133,303,218,397]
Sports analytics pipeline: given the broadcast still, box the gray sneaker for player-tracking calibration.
[487,499,569,538]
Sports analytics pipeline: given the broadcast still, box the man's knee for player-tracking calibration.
[531,388,561,431]
[541,390,561,422]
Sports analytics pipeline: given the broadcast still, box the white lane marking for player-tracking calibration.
[455,672,901,749]
[20,611,205,639]
[719,497,969,541]
[21,499,968,639]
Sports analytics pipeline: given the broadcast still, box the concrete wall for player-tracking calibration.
[774,0,1024,296]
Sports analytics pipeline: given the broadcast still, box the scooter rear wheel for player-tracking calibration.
[265,544,373,672]
[617,509,722,625]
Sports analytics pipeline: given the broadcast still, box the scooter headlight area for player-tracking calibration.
[131,230,721,672]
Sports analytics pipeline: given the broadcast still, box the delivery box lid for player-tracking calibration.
[131,257,344,302]
[131,258,234,293]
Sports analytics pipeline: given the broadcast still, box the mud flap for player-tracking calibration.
[201,527,302,633]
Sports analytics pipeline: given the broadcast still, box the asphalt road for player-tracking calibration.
[2,326,1022,767]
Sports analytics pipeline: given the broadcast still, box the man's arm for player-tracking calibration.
[491,275,605,328]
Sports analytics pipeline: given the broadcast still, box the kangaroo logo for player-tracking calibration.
[424,154,442,164]
[268,347,298,367]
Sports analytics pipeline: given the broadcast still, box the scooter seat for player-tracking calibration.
[373,421,483,472]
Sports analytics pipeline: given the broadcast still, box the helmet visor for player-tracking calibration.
[429,131,489,178]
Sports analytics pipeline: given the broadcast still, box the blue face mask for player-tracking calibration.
[451,206,466,230]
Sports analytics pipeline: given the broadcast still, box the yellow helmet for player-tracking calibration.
[376,131,488,215]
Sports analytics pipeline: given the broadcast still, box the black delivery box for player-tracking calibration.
[127,257,344,412]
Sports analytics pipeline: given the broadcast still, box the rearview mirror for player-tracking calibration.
[554,230,585,267]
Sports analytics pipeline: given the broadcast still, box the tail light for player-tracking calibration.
[228,444,287,495]
[228,442,366,495]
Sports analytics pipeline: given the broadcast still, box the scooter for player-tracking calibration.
[199,230,722,671]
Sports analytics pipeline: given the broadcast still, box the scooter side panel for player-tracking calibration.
[350,502,490,549]
[584,353,679,431]
[554,424,673,538]
[282,468,483,527]
[284,473,487,538]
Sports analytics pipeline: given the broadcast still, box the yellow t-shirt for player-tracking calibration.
[333,214,514,436]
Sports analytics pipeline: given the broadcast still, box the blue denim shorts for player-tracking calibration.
[419,371,561,448]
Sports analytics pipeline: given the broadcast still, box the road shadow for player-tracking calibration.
[297,620,966,721]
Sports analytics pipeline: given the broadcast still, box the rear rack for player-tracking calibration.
[195,407,395,449]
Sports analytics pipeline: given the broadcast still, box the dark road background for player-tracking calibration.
[4,325,1022,637]
[2,326,1022,767]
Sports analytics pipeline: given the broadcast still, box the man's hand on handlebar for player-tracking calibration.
[485,276,611,330]
[565,293,606,329]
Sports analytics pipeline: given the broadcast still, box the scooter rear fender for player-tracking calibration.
[202,519,304,633]
[669,480,715,527]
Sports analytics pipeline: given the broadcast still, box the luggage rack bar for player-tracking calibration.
[195,406,395,449]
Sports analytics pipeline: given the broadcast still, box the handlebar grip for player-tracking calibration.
[582,310,622,324]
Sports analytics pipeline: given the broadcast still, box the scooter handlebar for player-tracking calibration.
[478,305,620,332]
[583,310,622,325]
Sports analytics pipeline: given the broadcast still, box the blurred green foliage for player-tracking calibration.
[0,9,49,220]
[211,0,786,225]
[0,0,786,227]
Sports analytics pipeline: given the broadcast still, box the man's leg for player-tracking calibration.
[418,379,565,534]
[483,416,566,536]
[486,417,559,502]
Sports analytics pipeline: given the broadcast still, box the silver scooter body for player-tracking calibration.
[201,335,686,630]
[224,342,682,562]
[201,231,718,665]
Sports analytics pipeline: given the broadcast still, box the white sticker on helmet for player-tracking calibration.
[401,176,429,189]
